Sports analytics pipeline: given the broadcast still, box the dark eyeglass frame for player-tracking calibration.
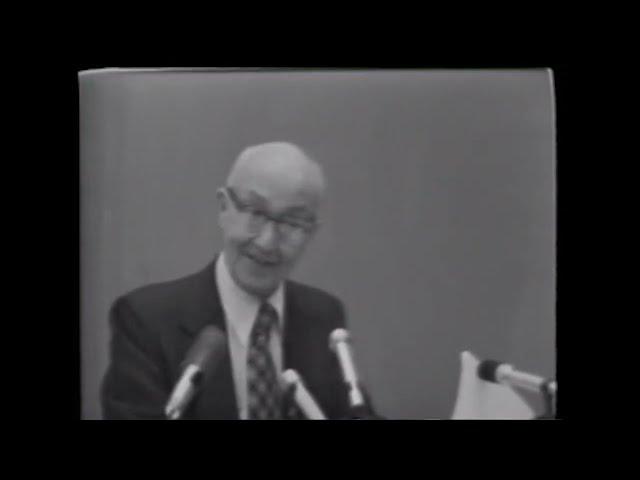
[225,186,318,236]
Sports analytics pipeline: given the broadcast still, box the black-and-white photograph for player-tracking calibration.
[79,68,556,420]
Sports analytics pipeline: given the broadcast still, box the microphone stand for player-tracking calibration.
[342,384,385,420]
[535,380,557,419]
[347,405,384,420]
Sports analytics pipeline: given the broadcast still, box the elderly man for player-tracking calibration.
[101,142,356,420]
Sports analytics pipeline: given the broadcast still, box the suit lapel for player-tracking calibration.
[178,257,239,420]
[283,282,308,373]
[282,283,337,420]
[283,281,297,371]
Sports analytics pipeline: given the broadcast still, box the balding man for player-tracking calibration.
[101,142,355,420]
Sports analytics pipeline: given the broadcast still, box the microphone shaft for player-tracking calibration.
[496,365,556,395]
[292,381,326,420]
[165,364,200,420]
[335,342,365,407]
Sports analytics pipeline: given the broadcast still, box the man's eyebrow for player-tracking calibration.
[281,206,315,219]
[238,189,315,220]
[243,190,268,205]
[242,190,314,217]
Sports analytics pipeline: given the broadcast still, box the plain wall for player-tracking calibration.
[80,69,555,420]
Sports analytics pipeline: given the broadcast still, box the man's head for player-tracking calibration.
[217,142,326,298]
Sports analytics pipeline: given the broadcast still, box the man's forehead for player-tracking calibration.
[231,143,318,177]
[227,142,325,208]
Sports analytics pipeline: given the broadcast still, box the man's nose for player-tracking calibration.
[253,219,279,249]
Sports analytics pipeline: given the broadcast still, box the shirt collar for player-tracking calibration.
[215,252,284,347]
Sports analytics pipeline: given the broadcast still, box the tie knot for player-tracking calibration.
[252,302,278,339]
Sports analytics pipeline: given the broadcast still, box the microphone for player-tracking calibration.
[281,369,326,420]
[165,325,227,420]
[477,359,557,396]
[329,328,366,411]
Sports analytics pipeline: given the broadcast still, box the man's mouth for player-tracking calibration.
[244,251,280,267]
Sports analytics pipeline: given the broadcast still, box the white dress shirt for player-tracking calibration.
[215,253,285,420]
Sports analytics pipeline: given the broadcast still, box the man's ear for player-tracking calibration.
[216,188,229,230]
[216,188,228,212]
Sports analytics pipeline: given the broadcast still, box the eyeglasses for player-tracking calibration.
[225,186,318,239]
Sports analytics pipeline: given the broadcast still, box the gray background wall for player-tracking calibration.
[80,69,555,420]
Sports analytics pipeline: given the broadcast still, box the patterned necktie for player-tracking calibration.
[247,302,282,420]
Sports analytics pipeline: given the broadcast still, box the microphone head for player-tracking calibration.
[282,369,300,387]
[477,359,501,383]
[182,325,227,375]
[329,328,350,351]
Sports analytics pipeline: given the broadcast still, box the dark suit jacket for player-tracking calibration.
[101,257,351,420]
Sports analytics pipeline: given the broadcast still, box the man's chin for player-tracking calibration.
[238,277,279,298]
[235,264,280,296]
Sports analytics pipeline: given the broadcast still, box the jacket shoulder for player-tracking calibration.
[113,264,213,329]
[287,280,343,305]
[286,280,347,328]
